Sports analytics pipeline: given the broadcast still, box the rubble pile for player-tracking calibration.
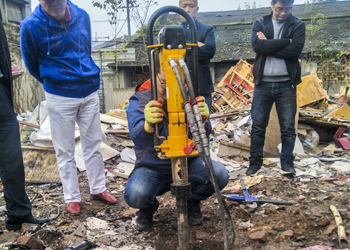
[0,60,349,249]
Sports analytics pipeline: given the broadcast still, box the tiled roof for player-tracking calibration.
[127,1,350,65]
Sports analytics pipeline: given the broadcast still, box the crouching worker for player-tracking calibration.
[124,55,229,231]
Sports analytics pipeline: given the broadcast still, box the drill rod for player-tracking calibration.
[171,157,191,250]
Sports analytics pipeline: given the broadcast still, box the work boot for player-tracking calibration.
[135,199,159,231]
[281,163,296,175]
[246,163,261,176]
[91,191,117,204]
[5,216,50,231]
[188,200,203,225]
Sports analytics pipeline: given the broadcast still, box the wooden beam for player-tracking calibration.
[104,130,130,134]
[22,146,55,151]
[220,141,250,151]
[19,121,39,129]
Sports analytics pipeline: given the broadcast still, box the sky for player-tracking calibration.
[30,0,311,40]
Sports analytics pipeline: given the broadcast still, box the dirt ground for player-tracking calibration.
[0,133,349,249]
[1,169,350,249]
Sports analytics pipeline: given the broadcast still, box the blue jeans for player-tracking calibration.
[124,157,229,209]
[250,82,297,165]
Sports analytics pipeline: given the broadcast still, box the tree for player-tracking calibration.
[92,0,125,39]
[304,0,327,60]
[252,1,256,9]
[237,4,241,10]
[92,0,157,40]
[92,0,158,86]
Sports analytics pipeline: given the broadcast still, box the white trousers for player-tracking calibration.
[45,91,106,203]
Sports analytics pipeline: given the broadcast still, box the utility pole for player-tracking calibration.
[126,0,131,41]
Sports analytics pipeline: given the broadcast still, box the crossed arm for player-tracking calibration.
[251,19,305,59]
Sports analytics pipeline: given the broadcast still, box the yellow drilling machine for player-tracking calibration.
[146,6,235,250]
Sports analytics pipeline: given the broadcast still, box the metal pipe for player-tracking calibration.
[150,49,165,146]
[171,157,190,250]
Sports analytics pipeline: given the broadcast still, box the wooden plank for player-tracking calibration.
[19,121,39,129]
[327,105,350,120]
[23,150,61,183]
[212,102,222,112]
[231,69,254,88]
[22,145,55,151]
[297,72,327,108]
[217,66,235,88]
[104,130,130,134]
[220,95,236,109]
[220,141,250,151]
[264,105,299,157]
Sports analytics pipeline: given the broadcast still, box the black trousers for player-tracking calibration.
[0,84,32,220]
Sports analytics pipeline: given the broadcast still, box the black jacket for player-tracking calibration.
[251,12,305,86]
[181,19,216,95]
[0,10,13,105]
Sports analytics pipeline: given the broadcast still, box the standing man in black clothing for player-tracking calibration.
[0,10,50,231]
[179,0,216,110]
[246,0,305,176]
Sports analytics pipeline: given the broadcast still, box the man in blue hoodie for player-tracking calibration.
[0,9,50,231]
[20,0,117,215]
[124,53,229,231]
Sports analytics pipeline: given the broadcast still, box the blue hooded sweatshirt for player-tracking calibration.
[20,0,100,98]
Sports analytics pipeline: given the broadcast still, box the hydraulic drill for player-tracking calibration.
[146,6,235,250]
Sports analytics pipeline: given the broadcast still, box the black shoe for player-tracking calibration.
[281,163,296,175]
[135,199,159,231]
[188,200,203,225]
[246,163,261,176]
[5,216,50,231]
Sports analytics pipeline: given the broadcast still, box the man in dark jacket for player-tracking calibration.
[0,10,50,231]
[124,54,228,231]
[246,0,305,176]
[20,0,117,215]
[179,0,216,110]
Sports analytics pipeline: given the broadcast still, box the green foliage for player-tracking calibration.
[305,13,326,42]
[92,0,125,25]
[316,41,349,76]
[137,24,147,36]
[304,0,328,60]
[119,40,128,52]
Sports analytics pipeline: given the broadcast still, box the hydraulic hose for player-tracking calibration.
[177,61,235,248]
[169,58,235,250]
[177,58,196,103]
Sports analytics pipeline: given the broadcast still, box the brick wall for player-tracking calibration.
[317,54,350,94]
